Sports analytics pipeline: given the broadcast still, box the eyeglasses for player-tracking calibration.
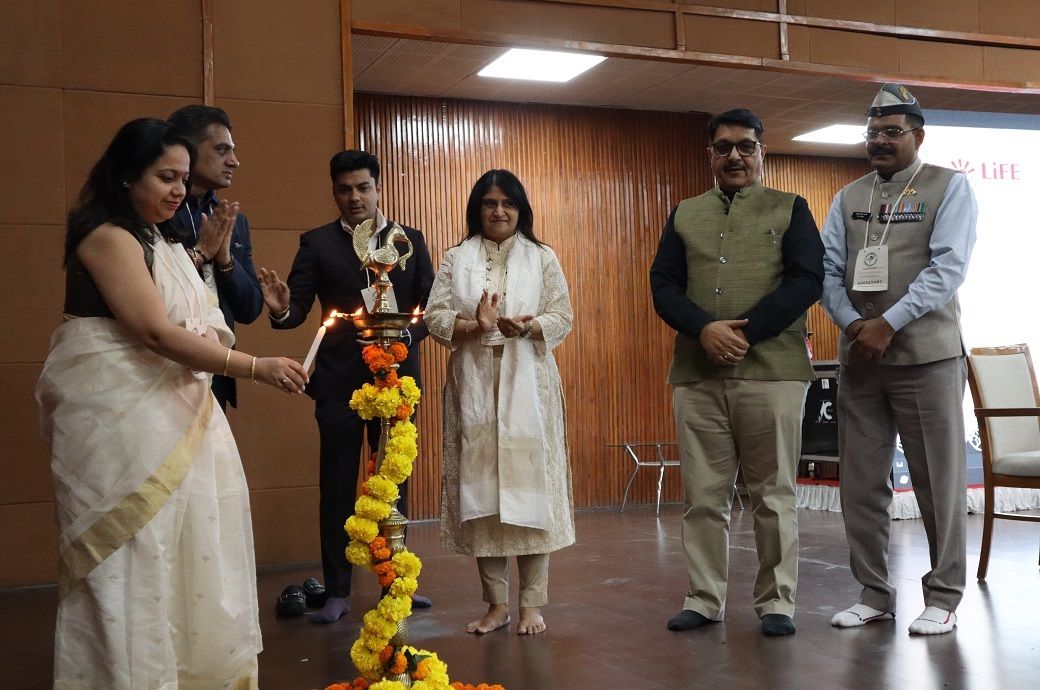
[862,126,920,141]
[708,140,762,157]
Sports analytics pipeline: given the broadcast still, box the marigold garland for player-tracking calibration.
[336,344,505,690]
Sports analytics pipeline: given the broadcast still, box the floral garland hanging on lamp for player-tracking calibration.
[329,341,506,690]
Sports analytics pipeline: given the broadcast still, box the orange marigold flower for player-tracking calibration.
[376,371,400,389]
[366,455,377,475]
[389,652,407,675]
[395,403,412,421]
[352,680,370,689]
[413,659,431,680]
[388,342,408,362]
[362,346,396,373]
[322,684,348,690]
[378,646,394,664]
[374,561,397,586]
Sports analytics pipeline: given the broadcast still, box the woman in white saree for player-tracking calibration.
[426,170,574,636]
[36,118,307,689]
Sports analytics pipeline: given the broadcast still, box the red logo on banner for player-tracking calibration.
[949,160,1021,180]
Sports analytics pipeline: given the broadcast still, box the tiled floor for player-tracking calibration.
[3,506,1039,689]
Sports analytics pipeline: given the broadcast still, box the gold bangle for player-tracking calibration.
[250,356,258,384]
[223,347,232,376]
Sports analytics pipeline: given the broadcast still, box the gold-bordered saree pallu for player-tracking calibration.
[36,238,261,690]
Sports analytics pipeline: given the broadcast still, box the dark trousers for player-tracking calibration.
[315,399,410,598]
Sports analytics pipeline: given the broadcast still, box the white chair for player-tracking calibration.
[966,344,1040,580]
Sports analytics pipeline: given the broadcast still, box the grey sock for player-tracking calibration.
[761,613,796,636]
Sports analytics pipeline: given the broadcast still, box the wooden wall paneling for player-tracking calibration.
[353,94,865,518]
[766,153,870,362]
[354,94,713,517]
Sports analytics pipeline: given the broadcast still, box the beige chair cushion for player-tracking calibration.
[971,353,1040,458]
[993,451,1040,477]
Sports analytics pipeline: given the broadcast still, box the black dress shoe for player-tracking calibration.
[411,594,432,609]
[276,585,307,618]
[302,577,327,608]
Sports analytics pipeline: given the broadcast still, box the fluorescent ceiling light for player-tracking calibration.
[792,124,864,145]
[478,48,606,82]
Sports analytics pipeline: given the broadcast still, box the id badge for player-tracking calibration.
[361,285,398,312]
[852,246,889,292]
[184,317,209,380]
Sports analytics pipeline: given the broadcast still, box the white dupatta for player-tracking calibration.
[451,234,552,531]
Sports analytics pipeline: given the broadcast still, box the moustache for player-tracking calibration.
[868,145,895,156]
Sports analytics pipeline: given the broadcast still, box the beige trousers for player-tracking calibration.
[837,357,967,612]
[476,554,550,608]
[673,378,808,619]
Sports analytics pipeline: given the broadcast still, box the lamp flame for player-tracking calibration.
[410,305,423,325]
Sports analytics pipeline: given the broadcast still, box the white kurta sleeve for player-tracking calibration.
[425,249,459,349]
[532,247,573,354]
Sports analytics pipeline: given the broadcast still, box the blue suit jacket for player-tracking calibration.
[174,192,264,407]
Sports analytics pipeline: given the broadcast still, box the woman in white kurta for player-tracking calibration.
[426,169,574,636]
[36,118,307,689]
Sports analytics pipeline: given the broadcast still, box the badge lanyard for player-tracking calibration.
[863,159,924,250]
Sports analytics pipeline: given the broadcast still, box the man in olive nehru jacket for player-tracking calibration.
[822,84,977,635]
[651,108,824,637]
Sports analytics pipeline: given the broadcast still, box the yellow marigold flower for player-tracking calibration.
[362,631,389,653]
[345,515,379,543]
[389,576,418,597]
[346,540,374,567]
[355,495,391,521]
[377,593,412,622]
[391,551,422,578]
[386,433,417,456]
[362,609,397,640]
[365,475,400,502]
[350,640,383,679]
[374,388,403,418]
[399,376,421,405]
[390,420,417,438]
[380,452,414,484]
[370,682,407,690]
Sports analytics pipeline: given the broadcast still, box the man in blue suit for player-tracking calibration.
[168,105,265,410]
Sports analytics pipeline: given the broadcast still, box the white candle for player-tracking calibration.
[303,319,333,373]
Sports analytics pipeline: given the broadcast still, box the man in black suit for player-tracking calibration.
[168,105,265,410]
[260,150,435,623]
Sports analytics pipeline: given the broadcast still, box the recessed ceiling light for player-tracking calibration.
[478,48,606,83]
[792,124,864,145]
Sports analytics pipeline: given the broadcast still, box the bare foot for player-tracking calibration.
[466,604,510,634]
[310,596,349,624]
[517,606,546,635]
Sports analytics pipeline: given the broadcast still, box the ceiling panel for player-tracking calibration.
[352,36,1040,155]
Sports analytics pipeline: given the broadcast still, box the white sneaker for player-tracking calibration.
[908,606,956,635]
[831,603,895,628]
